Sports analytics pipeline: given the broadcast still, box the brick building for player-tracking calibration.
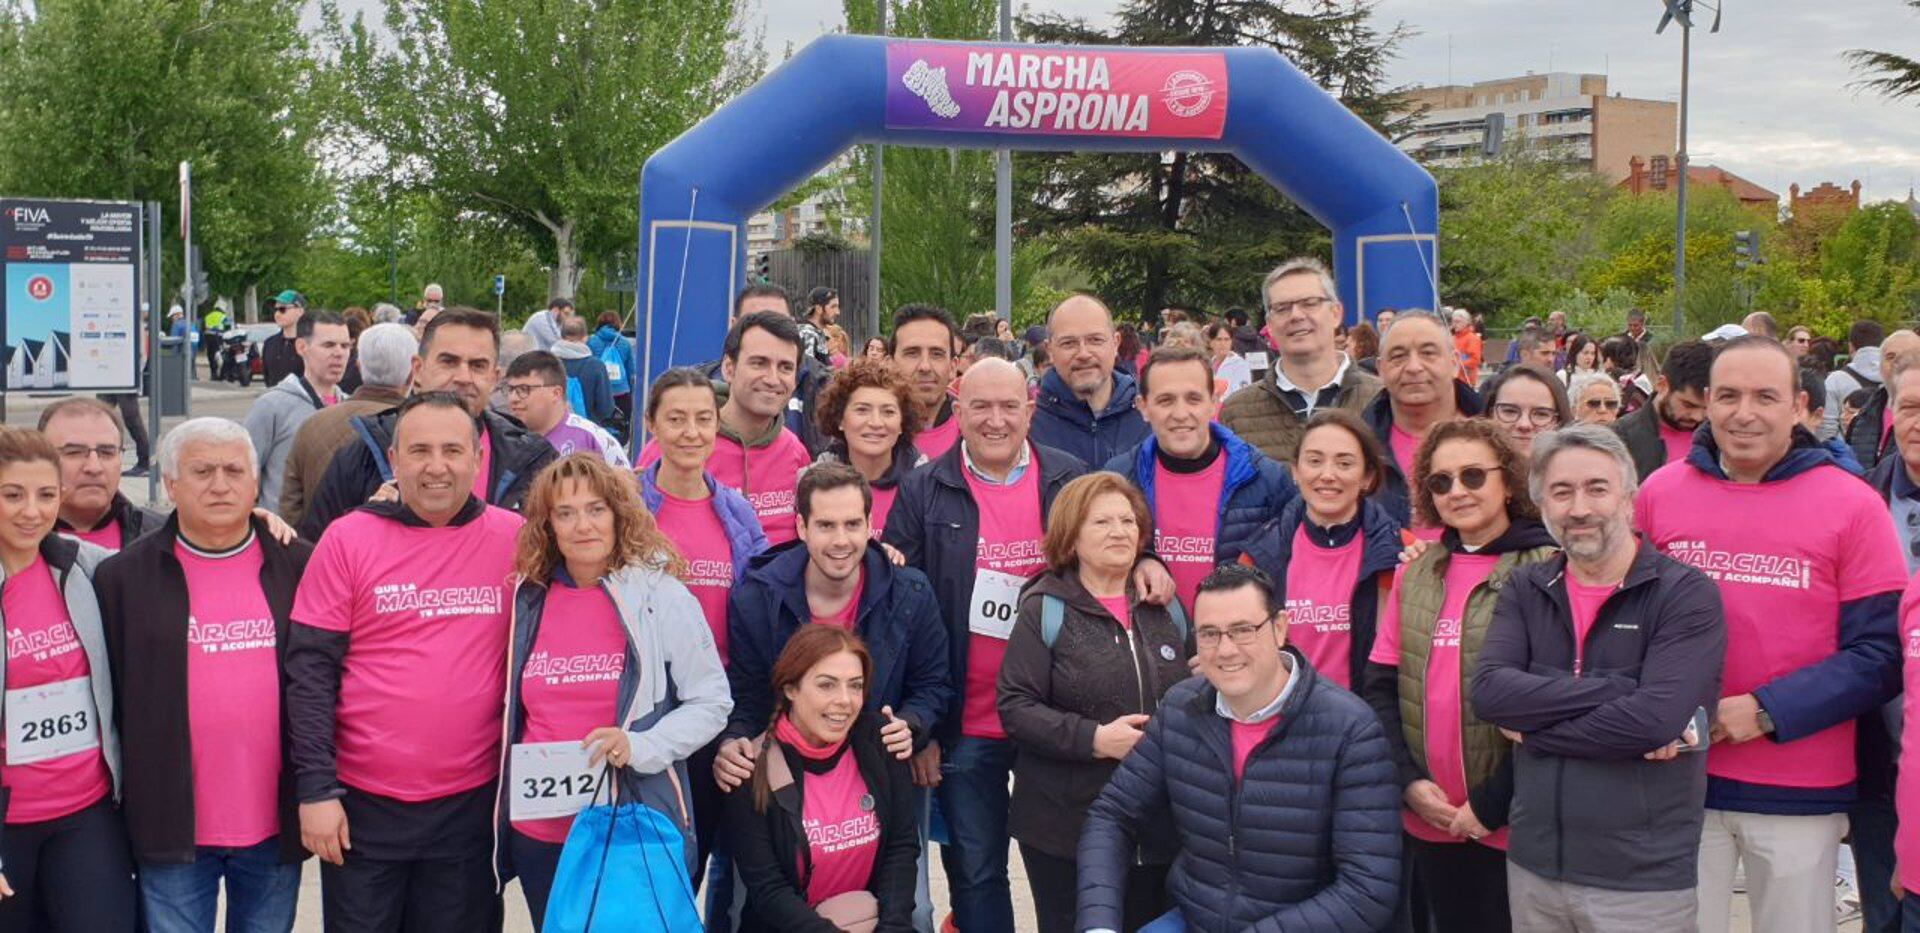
[1397,73,1677,182]
[1619,156,1780,214]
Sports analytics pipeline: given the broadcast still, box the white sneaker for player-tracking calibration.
[1836,877,1863,924]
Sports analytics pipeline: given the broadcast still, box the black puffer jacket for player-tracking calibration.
[997,568,1191,861]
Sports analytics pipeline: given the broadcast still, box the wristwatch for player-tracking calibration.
[1755,706,1775,735]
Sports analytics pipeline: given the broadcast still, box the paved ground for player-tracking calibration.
[1,380,1842,932]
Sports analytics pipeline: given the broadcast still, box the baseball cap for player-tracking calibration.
[1703,323,1748,343]
[272,289,304,307]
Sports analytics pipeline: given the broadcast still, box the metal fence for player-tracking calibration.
[765,246,876,348]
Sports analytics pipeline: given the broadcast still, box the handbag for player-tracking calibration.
[542,765,702,932]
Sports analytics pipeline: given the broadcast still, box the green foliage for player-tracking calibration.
[1434,152,1615,326]
[0,0,325,308]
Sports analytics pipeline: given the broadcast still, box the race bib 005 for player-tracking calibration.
[968,568,1025,640]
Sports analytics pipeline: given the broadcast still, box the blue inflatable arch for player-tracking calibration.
[636,34,1437,412]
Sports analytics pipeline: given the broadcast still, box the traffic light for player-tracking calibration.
[754,252,772,283]
[1733,230,1761,270]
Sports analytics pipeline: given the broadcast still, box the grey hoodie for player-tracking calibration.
[1823,345,1882,440]
[243,374,328,511]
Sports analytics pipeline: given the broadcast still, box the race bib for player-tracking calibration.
[969,569,1025,640]
[1245,351,1270,371]
[5,677,100,766]
[509,741,602,822]
[604,361,622,381]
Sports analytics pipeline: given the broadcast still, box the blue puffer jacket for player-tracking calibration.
[1078,652,1401,933]
[1103,423,1298,568]
[1031,368,1152,469]
[637,464,766,585]
[723,541,952,749]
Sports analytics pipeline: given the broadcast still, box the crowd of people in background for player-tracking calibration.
[11,261,1920,933]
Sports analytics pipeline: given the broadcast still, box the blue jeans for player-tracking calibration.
[1901,888,1920,932]
[138,839,301,933]
[935,736,1016,933]
[1855,796,1901,933]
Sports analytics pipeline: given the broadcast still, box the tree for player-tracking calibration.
[1018,0,1408,319]
[0,0,324,318]
[318,0,762,301]
[1847,1,1920,103]
[1434,151,1616,325]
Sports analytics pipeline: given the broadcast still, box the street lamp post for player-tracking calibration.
[1658,0,1721,337]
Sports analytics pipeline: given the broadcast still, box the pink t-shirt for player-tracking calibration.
[473,429,494,500]
[1,557,111,825]
[293,506,523,801]
[1284,525,1365,688]
[178,539,282,847]
[1095,594,1131,631]
[802,750,882,906]
[1389,425,1420,479]
[1892,574,1920,892]
[654,490,735,663]
[915,415,961,462]
[68,520,121,551]
[1153,456,1227,608]
[1564,577,1614,676]
[870,486,899,537]
[640,430,811,546]
[811,576,864,630]
[1658,421,1693,469]
[961,458,1048,739]
[1231,717,1280,781]
[1636,462,1907,789]
[1369,553,1508,850]
[515,581,628,843]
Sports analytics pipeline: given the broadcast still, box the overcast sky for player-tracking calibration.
[757,0,1920,205]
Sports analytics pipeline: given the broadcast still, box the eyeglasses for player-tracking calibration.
[1050,333,1111,355]
[57,443,122,463]
[504,383,560,400]
[1490,403,1561,428]
[1195,617,1273,649]
[1268,296,1333,317]
[1582,398,1622,412]
[1423,465,1495,496]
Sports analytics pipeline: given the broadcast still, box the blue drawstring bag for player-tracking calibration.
[544,766,702,932]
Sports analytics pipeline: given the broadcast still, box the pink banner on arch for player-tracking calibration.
[884,42,1229,140]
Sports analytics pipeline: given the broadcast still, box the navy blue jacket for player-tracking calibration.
[1102,423,1297,569]
[558,350,616,426]
[882,441,1087,745]
[1240,497,1402,690]
[1360,379,1483,527]
[724,541,952,749]
[1665,427,1904,815]
[1031,368,1152,470]
[1077,654,1401,932]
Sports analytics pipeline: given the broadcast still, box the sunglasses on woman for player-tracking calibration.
[1424,466,1495,496]
[1583,398,1622,412]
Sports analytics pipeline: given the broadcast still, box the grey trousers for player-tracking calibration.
[1508,862,1697,933]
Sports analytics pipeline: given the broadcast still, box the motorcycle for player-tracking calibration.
[218,330,253,387]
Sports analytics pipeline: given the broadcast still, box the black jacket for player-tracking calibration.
[261,331,302,387]
[882,441,1088,744]
[296,406,556,540]
[95,514,313,865]
[1612,396,1688,483]
[1471,544,1726,892]
[996,569,1191,861]
[725,713,918,933]
[1240,497,1402,689]
[1360,379,1482,527]
[55,492,165,549]
[1847,384,1895,472]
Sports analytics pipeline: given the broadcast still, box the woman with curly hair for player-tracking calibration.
[813,359,925,534]
[496,452,733,928]
[1360,419,1559,933]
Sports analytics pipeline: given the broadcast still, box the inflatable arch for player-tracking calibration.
[635,34,1438,415]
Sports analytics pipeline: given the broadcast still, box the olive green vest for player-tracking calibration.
[1395,543,1557,792]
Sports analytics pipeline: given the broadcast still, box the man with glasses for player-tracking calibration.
[1077,563,1399,933]
[1030,294,1151,468]
[1844,329,1920,473]
[501,351,629,468]
[40,397,164,549]
[262,290,307,387]
[1221,257,1382,466]
[1636,335,1906,933]
[1863,350,1920,933]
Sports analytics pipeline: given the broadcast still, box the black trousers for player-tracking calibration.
[1407,835,1510,933]
[509,831,564,932]
[0,799,137,933]
[1019,842,1169,933]
[97,393,150,467]
[319,785,502,933]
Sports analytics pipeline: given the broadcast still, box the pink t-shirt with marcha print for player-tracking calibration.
[1153,456,1226,608]
[870,485,899,537]
[654,490,735,663]
[802,751,882,906]
[640,430,811,546]
[812,575,864,630]
[515,581,628,843]
[961,458,1047,739]
[294,505,523,801]
[1636,460,1906,790]
[1285,525,1365,688]
[915,416,960,462]
[179,539,282,847]
[1371,554,1508,850]
[1,557,111,825]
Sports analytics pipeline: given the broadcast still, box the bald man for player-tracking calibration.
[1845,329,1920,471]
[1029,295,1151,467]
[884,357,1089,931]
